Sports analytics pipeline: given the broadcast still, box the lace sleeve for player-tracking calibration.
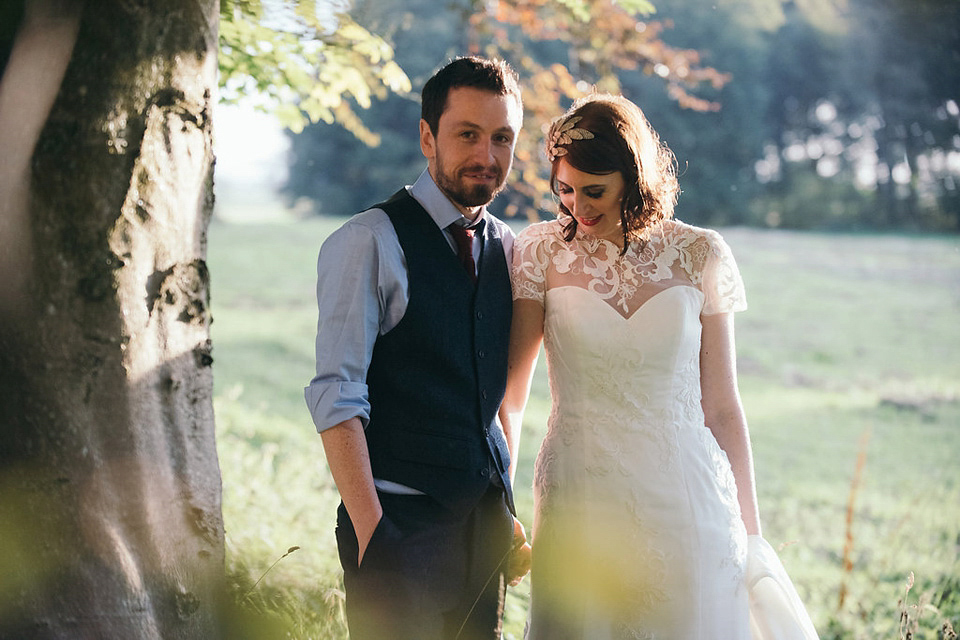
[510,223,550,305]
[701,230,747,315]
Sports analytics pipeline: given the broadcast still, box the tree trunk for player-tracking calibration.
[0,1,224,638]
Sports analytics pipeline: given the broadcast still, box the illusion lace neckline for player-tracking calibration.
[553,221,698,317]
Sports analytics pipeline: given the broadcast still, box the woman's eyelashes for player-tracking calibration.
[557,184,606,199]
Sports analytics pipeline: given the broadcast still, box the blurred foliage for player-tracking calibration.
[220,0,960,231]
[467,0,733,218]
[279,0,734,220]
[755,0,960,231]
[219,0,411,138]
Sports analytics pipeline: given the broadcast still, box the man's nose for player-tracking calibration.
[472,138,494,164]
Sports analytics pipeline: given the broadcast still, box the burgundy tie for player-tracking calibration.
[448,224,477,284]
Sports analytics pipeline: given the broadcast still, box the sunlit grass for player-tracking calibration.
[208,217,960,639]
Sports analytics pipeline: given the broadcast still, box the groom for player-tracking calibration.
[304,56,528,639]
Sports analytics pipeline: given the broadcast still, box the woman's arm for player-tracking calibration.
[499,298,545,485]
[499,298,544,585]
[700,312,762,536]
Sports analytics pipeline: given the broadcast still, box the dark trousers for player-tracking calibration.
[335,485,513,640]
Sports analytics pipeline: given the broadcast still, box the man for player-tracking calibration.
[304,56,530,640]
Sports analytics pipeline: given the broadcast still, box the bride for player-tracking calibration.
[500,94,816,639]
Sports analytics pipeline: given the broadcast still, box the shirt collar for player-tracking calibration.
[408,169,487,232]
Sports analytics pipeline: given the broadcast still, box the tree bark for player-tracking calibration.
[0,1,224,638]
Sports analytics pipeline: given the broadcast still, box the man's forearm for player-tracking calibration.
[320,417,382,562]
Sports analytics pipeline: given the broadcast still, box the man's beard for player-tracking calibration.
[435,157,506,209]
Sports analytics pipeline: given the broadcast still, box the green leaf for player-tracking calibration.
[218,0,411,145]
[556,0,591,22]
[615,0,657,15]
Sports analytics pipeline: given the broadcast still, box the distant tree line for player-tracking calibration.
[276,0,959,232]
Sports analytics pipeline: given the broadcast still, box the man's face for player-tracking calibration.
[420,86,522,218]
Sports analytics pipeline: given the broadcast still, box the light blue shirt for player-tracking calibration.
[304,169,515,438]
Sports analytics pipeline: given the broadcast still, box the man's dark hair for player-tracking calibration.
[420,56,522,135]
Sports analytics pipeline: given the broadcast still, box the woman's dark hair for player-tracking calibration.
[421,56,522,136]
[547,94,679,251]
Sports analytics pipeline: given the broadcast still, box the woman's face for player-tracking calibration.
[555,159,626,244]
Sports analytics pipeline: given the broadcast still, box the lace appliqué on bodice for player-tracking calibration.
[511,219,747,318]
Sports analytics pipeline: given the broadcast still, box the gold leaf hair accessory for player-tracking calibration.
[546,115,595,162]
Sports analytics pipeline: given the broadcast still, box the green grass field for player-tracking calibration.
[208,216,960,639]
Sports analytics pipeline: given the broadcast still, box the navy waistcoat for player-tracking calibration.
[364,189,514,515]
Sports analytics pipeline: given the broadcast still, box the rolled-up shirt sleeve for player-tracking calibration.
[304,211,406,432]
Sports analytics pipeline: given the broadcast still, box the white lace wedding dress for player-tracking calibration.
[513,218,753,640]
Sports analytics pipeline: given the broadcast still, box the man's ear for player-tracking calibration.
[419,119,435,161]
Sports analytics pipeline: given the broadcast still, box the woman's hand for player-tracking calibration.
[507,517,532,586]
